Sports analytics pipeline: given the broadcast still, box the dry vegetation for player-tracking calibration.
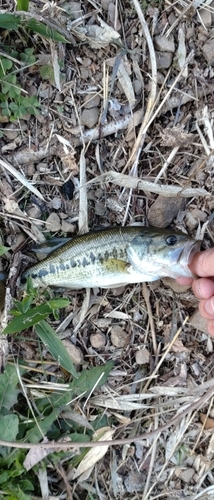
[0,0,214,498]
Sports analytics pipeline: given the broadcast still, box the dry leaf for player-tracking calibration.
[200,412,214,429]
[73,427,115,479]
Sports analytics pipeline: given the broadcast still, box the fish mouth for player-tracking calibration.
[177,240,201,277]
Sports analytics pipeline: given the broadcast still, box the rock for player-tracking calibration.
[81,107,99,128]
[3,123,20,140]
[174,467,195,483]
[111,325,129,348]
[199,7,212,28]
[202,39,214,65]
[135,348,150,365]
[61,220,76,233]
[162,277,191,293]
[124,471,146,493]
[61,1,82,19]
[147,195,186,228]
[26,204,42,220]
[189,310,208,334]
[154,35,175,52]
[62,339,84,364]
[155,51,173,69]
[83,94,101,109]
[46,212,61,232]
[90,332,106,348]
[50,197,62,210]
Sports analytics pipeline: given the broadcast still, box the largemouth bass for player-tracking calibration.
[22,226,200,289]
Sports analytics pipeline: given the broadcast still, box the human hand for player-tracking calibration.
[177,249,214,337]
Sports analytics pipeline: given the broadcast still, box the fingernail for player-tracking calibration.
[205,298,214,315]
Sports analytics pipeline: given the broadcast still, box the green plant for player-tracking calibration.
[0,50,40,121]
[0,279,113,497]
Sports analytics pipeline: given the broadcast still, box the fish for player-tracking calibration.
[22,226,201,289]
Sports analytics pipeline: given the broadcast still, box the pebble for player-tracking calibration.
[81,107,99,128]
[62,339,84,364]
[61,1,82,19]
[83,94,100,109]
[90,332,106,348]
[3,123,20,140]
[147,195,186,228]
[202,39,214,65]
[154,35,175,53]
[155,51,173,69]
[26,204,42,220]
[199,7,212,28]
[61,220,76,233]
[45,212,61,232]
[51,197,62,210]
[110,325,129,348]
[135,348,150,365]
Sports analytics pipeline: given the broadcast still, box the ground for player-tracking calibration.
[0,0,214,498]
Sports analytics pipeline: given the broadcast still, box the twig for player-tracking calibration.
[125,0,157,170]
[0,382,213,449]
[86,170,209,198]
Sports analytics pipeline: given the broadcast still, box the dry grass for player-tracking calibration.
[0,0,214,497]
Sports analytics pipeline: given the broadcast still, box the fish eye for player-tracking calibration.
[165,235,178,246]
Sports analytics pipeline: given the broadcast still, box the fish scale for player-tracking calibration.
[23,226,200,289]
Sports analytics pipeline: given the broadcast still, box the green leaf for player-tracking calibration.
[0,365,24,411]
[0,245,10,257]
[25,408,60,443]
[16,0,29,11]
[0,14,21,30]
[0,415,19,441]
[70,361,114,396]
[2,304,53,335]
[35,320,77,377]
[25,19,68,42]
[1,58,13,71]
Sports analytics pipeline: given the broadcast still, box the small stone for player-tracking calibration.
[95,200,105,216]
[83,94,100,109]
[189,310,208,335]
[80,67,89,79]
[111,325,129,348]
[147,195,186,228]
[61,1,82,19]
[81,107,99,128]
[199,7,212,28]
[174,467,194,483]
[155,51,173,69]
[154,35,175,53]
[90,332,106,348]
[46,213,61,232]
[26,204,42,220]
[135,348,150,365]
[51,197,62,210]
[62,339,84,364]
[61,220,76,233]
[202,40,214,65]
[3,123,20,140]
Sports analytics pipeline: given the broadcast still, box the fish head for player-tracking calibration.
[127,228,201,280]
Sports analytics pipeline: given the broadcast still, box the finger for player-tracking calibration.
[199,297,214,319]
[189,249,214,277]
[207,319,214,337]
[192,278,214,300]
[176,277,193,285]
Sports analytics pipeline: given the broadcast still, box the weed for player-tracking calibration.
[0,49,40,121]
